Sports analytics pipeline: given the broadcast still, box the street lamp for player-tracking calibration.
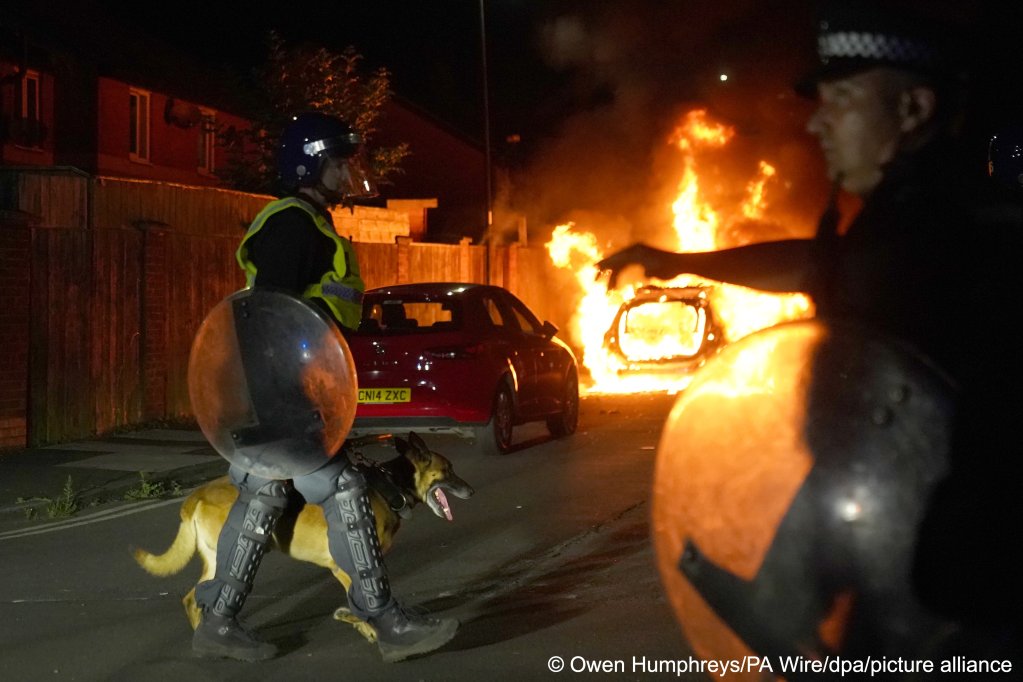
[480,0,493,283]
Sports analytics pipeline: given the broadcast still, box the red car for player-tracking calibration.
[346,282,580,454]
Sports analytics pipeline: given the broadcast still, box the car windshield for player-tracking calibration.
[357,297,462,334]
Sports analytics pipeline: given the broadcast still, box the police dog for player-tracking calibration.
[133,432,473,641]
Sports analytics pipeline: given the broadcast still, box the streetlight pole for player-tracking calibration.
[480,0,493,283]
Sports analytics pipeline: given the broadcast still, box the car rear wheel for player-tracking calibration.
[474,383,514,455]
[546,370,579,437]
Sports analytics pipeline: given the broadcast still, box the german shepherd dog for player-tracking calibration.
[133,432,474,642]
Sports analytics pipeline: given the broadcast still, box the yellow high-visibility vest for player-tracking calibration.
[237,196,364,329]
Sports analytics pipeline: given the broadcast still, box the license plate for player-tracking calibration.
[358,387,411,404]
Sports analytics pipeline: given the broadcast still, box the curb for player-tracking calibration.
[0,459,228,522]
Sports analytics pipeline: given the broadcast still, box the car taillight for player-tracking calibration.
[425,343,482,359]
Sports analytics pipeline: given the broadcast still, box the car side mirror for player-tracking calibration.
[541,320,559,339]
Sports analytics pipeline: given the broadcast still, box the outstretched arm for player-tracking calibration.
[596,240,814,293]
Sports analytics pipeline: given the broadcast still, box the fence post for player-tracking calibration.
[395,235,412,284]
[138,221,169,421]
[459,237,472,282]
[507,242,519,296]
[0,212,35,448]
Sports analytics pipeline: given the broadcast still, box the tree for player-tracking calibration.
[218,31,409,195]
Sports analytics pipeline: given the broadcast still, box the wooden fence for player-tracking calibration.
[0,168,559,448]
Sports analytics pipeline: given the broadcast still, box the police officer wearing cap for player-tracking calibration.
[599,2,991,378]
[191,112,459,663]
[601,0,1021,663]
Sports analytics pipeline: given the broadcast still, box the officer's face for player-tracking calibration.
[320,154,375,202]
[806,68,905,197]
[319,155,349,195]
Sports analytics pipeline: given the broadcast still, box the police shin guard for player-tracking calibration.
[193,480,288,662]
[323,463,391,616]
[323,463,458,663]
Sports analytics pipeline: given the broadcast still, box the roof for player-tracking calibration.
[2,1,257,116]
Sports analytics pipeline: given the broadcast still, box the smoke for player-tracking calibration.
[501,0,830,254]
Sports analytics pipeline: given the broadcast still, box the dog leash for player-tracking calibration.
[346,447,413,519]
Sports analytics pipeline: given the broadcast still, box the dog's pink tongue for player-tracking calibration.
[434,488,452,521]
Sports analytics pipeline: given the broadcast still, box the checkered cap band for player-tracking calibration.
[818,31,939,66]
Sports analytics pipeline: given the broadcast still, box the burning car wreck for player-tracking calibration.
[602,285,723,376]
[545,108,816,395]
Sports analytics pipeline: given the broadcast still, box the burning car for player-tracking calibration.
[603,285,723,375]
[545,108,816,394]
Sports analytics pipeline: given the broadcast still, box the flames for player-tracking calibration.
[546,109,814,394]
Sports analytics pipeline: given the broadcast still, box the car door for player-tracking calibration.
[498,292,556,416]
[480,292,534,410]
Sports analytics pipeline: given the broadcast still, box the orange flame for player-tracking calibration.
[547,109,814,395]
[670,110,735,153]
[742,161,777,220]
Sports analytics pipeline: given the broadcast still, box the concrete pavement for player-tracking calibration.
[0,427,227,530]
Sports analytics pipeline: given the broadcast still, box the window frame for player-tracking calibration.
[502,294,544,335]
[482,295,508,329]
[129,87,151,163]
[13,69,43,150]
[198,107,215,174]
[20,69,40,122]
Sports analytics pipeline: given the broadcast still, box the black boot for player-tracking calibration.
[320,461,458,661]
[369,603,459,663]
[192,612,277,662]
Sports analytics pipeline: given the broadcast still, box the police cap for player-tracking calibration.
[796,1,968,96]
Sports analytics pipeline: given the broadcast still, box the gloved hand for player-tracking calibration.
[596,243,680,289]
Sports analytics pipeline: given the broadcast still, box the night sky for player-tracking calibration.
[26,2,1023,151]
[11,1,1023,242]
[65,1,553,146]
[37,2,824,144]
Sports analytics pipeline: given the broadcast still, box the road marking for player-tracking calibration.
[0,495,187,542]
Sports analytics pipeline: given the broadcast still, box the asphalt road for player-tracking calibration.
[0,393,703,682]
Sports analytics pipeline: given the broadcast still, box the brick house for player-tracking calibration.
[0,3,487,241]
[0,5,556,450]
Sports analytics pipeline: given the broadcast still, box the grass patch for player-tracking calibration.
[123,472,180,500]
[109,416,199,436]
[46,475,80,518]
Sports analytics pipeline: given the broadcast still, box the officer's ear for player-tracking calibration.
[897,86,938,134]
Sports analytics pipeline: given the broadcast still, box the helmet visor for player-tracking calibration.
[334,154,378,200]
[303,132,361,157]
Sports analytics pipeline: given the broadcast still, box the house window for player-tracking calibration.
[198,108,215,173]
[129,88,150,162]
[13,69,43,149]
[20,70,40,122]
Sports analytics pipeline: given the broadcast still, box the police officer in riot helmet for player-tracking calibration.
[237,111,372,333]
[191,112,459,662]
[604,0,1020,664]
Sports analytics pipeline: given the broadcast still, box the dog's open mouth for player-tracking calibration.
[425,477,473,522]
[432,487,452,521]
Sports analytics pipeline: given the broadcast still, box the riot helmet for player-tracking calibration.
[277,112,378,205]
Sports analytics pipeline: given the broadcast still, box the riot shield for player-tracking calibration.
[652,318,957,661]
[188,288,358,478]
